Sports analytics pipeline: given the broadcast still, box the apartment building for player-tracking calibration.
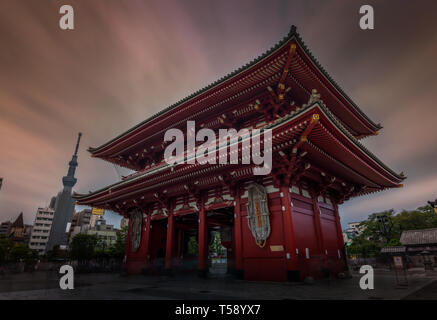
[29,207,54,254]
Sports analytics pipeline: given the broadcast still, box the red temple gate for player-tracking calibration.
[75,26,404,281]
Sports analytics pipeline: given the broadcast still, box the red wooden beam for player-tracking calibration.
[311,192,326,256]
[280,186,297,271]
[198,200,208,275]
[281,114,319,186]
[143,214,152,267]
[233,186,243,272]
[165,213,175,271]
[277,43,297,98]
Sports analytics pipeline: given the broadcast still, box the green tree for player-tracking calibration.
[0,235,13,264]
[69,234,98,263]
[188,236,198,256]
[209,232,224,257]
[387,238,402,247]
[360,210,397,244]
[45,244,63,261]
[108,226,127,259]
[9,244,38,264]
[394,205,437,232]
[94,247,110,261]
[347,237,382,257]
[346,204,437,258]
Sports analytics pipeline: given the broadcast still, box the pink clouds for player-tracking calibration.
[0,0,436,227]
[340,173,437,223]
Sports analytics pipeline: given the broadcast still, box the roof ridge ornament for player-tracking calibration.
[246,183,271,248]
[307,89,322,106]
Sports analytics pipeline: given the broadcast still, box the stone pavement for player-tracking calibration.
[0,269,436,300]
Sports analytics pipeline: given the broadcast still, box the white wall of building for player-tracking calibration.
[29,207,54,254]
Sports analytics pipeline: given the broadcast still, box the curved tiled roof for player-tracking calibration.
[292,29,382,131]
[76,101,403,204]
[89,25,380,154]
[314,102,404,181]
[401,228,437,245]
[381,246,406,254]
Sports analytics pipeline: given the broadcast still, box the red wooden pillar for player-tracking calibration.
[143,215,151,266]
[124,214,132,265]
[165,213,175,271]
[198,201,208,275]
[280,186,297,270]
[333,202,345,266]
[312,195,325,255]
[233,189,243,272]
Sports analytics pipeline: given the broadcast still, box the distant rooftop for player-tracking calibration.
[400,228,437,246]
[381,246,406,254]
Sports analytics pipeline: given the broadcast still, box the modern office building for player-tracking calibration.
[0,221,11,237]
[0,213,32,244]
[84,218,118,248]
[343,221,365,246]
[68,209,92,243]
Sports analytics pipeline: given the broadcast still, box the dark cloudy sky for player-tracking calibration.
[1,0,436,227]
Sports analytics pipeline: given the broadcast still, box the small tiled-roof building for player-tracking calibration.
[9,212,25,243]
[1,212,32,244]
[400,228,437,267]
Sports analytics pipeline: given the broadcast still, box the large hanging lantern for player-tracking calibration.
[130,208,143,252]
[246,183,271,248]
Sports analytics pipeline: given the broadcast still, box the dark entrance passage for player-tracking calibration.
[206,207,234,276]
[148,206,235,277]
[174,213,199,273]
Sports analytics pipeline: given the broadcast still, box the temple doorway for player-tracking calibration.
[206,206,234,276]
[173,212,198,273]
[209,230,230,275]
[171,206,235,276]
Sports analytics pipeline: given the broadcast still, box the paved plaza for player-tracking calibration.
[0,269,436,300]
